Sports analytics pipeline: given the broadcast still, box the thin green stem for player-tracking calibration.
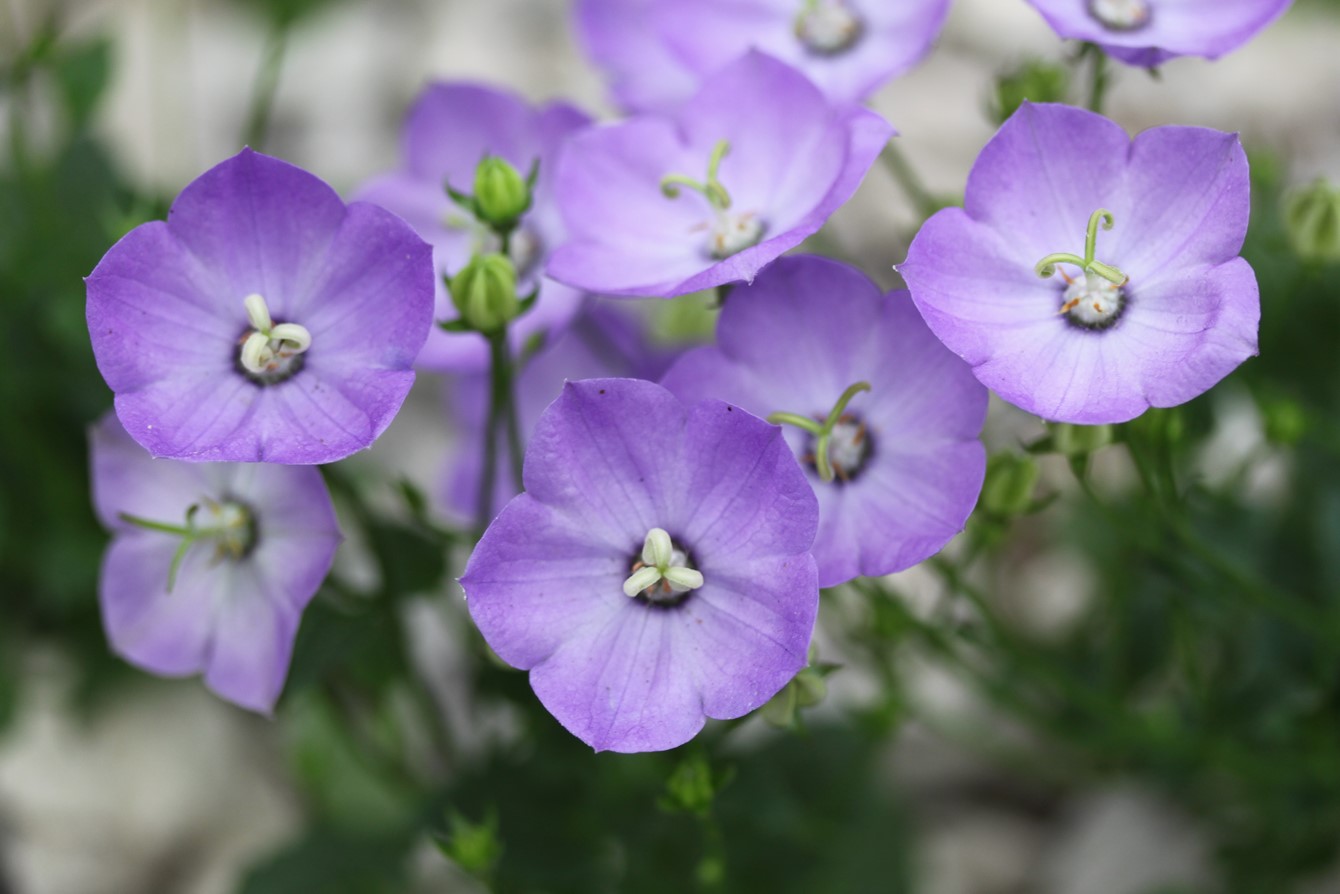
[477,329,523,533]
[1083,42,1111,114]
[242,24,289,150]
[879,141,940,220]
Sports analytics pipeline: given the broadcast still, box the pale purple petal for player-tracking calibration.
[574,0,702,114]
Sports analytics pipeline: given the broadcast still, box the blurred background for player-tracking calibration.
[4,0,1340,891]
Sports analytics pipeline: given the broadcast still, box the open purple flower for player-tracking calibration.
[574,0,702,114]
[442,303,680,525]
[90,412,341,713]
[1024,0,1292,67]
[662,256,986,587]
[546,51,893,298]
[461,378,819,753]
[87,148,433,464]
[650,0,950,106]
[356,84,592,371]
[900,103,1258,425]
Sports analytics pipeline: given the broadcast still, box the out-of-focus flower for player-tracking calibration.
[442,303,679,526]
[574,0,701,114]
[1023,0,1293,68]
[1284,178,1340,264]
[547,51,892,298]
[90,412,341,713]
[662,256,986,587]
[86,148,433,464]
[460,378,819,752]
[901,102,1258,424]
[357,83,591,371]
[650,0,949,106]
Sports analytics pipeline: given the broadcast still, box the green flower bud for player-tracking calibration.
[449,253,519,334]
[1284,178,1340,264]
[1047,421,1114,457]
[989,59,1070,125]
[473,155,532,230]
[981,452,1040,517]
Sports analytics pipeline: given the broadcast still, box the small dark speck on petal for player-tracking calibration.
[726,406,733,412]
[598,388,606,394]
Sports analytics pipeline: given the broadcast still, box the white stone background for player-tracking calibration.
[2,0,1339,891]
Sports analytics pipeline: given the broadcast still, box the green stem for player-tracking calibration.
[1083,43,1111,114]
[879,141,940,220]
[242,24,289,149]
[477,329,522,533]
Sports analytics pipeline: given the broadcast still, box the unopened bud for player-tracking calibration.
[449,253,519,334]
[1284,178,1340,264]
[981,453,1040,517]
[473,155,532,231]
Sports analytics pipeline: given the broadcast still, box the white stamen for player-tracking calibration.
[238,293,312,380]
[1088,0,1151,30]
[709,212,765,259]
[828,419,869,475]
[1061,269,1125,327]
[244,292,273,331]
[795,0,864,54]
[622,527,705,600]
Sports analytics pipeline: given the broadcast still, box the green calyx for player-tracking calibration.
[1284,178,1340,264]
[660,140,734,212]
[1035,208,1129,287]
[446,154,540,238]
[118,499,256,593]
[768,381,872,483]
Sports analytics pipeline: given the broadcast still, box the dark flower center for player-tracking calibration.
[804,413,874,483]
[626,535,699,609]
[1058,271,1129,332]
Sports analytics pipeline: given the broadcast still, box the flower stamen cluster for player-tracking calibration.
[119,497,257,593]
[239,293,311,383]
[1088,0,1152,31]
[661,139,766,260]
[794,0,865,55]
[769,381,873,482]
[1036,208,1130,329]
[622,527,704,602]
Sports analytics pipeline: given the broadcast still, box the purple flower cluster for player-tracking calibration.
[81,0,1277,746]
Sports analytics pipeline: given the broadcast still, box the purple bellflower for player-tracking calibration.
[87,148,434,464]
[900,103,1258,425]
[1024,0,1293,68]
[90,412,341,713]
[575,0,702,114]
[442,303,680,525]
[650,0,951,106]
[662,256,987,587]
[461,378,820,753]
[357,84,592,371]
[546,51,893,298]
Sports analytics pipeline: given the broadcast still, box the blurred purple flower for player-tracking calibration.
[442,302,680,525]
[357,83,592,372]
[900,103,1258,424]
[546,51,893,298]
[461,378,819,752]
[90,412,341,713]
[574,0,702,114]
[1024,0,1292,67]
[662,256,986,587]
[86,148,433,464]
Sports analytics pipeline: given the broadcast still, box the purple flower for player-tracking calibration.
[1024,0,1292,67]
[90,412,341,713]
[651,0,949,106]
[442,303,681,525]
[546,51,893,298]
[900,103,1258,425]
[661,256,986,587]
[86,148,433,464]
[357,84,593,371]
[574,0,702,114]
[460,378,819,753]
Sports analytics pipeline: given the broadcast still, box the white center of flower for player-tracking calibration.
[622,527,704,601]
[795,0,864,54]
[239,293,311,383]
[200,498,255,560]
[1061,269,1125,328]
[1088,0,1152,30]
[709,211,766,260]
[826,418,870,478]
